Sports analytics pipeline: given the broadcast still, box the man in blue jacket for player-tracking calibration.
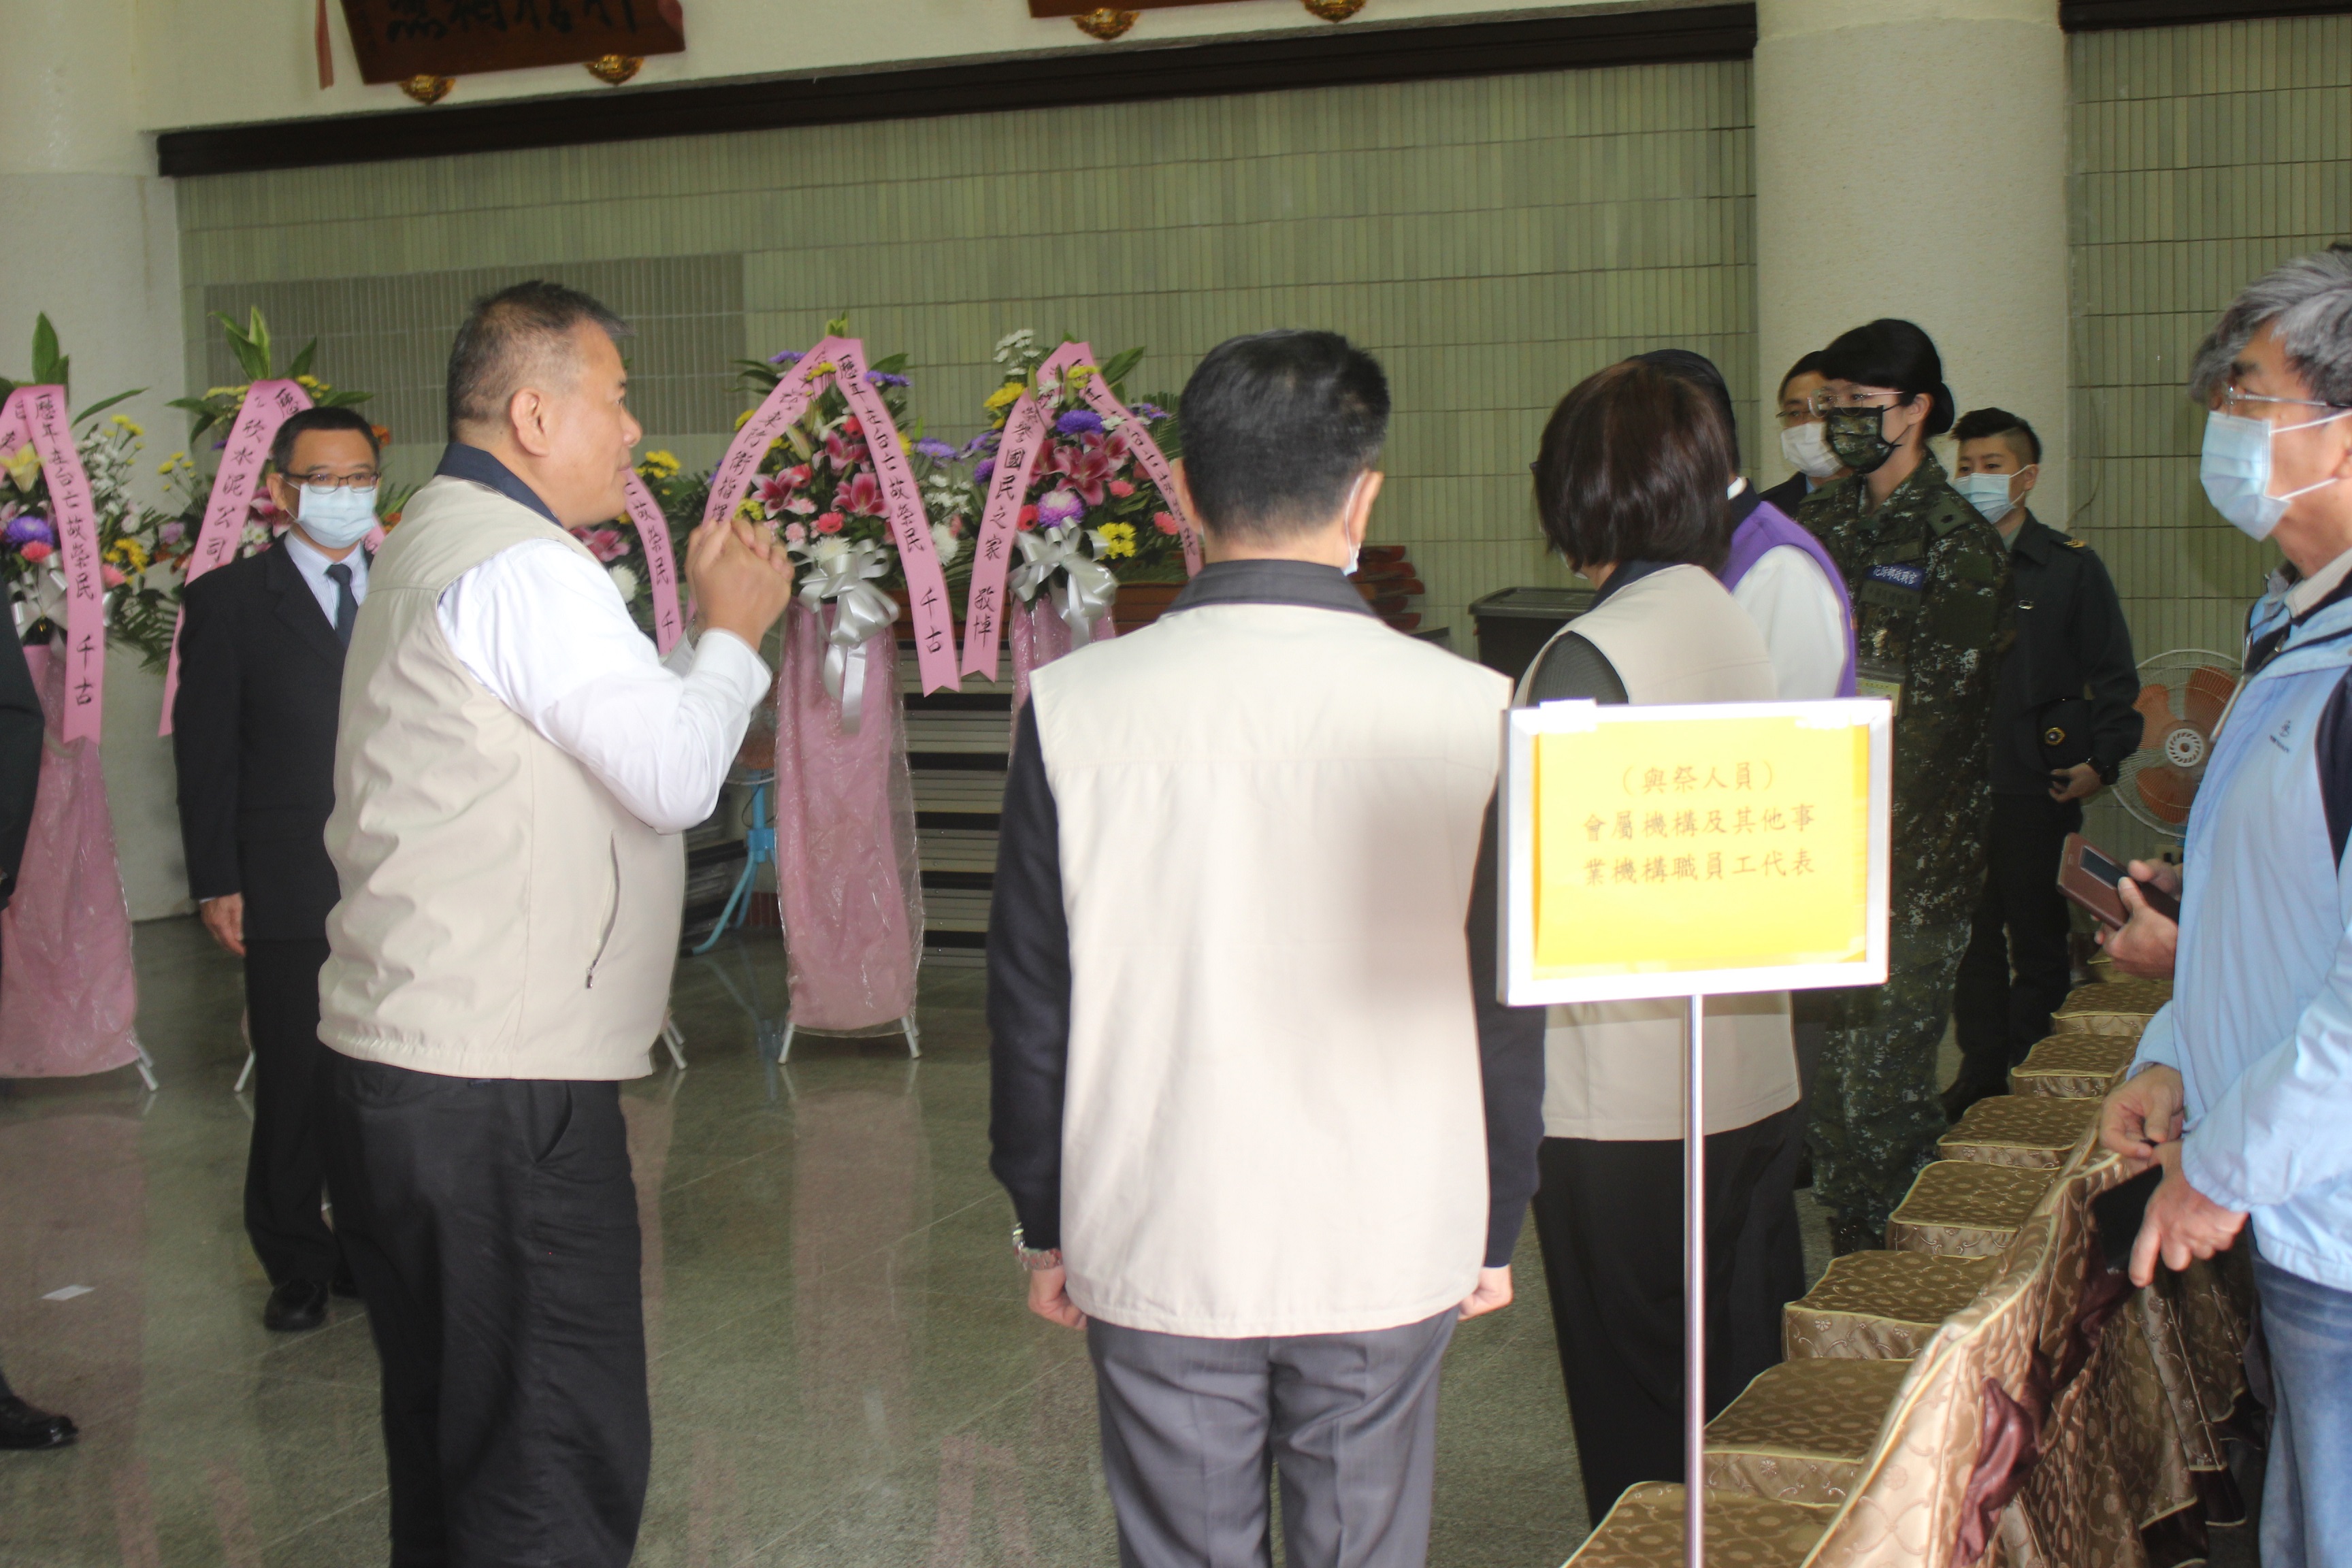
[2102,244,2352,1568]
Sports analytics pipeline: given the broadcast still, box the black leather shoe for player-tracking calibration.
[0,1394,78,1450]
[264,1278,331,1333]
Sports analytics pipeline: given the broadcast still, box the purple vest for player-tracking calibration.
[1718,499,1858,698]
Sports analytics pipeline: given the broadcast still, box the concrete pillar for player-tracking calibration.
[1754,0,2071,524]
[1,0,190,918]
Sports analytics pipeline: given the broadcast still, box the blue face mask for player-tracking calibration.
[296,484,379,550]
[1954,470,2023,526]
[2200,407,2351,542]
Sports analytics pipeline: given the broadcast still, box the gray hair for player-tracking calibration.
[445,280,631,440]
[2188,243,2352,406]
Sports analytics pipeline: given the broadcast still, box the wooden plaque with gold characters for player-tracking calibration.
[1502,699,1893,1005]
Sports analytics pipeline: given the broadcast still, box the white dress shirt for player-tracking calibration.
[279,527,370,625]
[1731,545,1849,701]
[437,538,770,834]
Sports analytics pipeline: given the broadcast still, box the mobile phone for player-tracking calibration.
[2057,833,2183,928]
[2091,1166,2164,1275]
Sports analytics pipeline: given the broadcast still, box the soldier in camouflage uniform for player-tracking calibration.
[1795,321,2013,1252]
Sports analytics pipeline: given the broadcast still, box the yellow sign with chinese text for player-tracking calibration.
[1504,701,1891,1004]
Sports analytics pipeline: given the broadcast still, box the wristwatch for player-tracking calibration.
[1011,1224,1063,1273]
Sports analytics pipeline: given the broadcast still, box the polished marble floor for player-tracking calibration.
[1,917,1832,1567]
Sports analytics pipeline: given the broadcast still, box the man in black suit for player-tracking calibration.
[0,610,78,1449]
[174,406,381,1333]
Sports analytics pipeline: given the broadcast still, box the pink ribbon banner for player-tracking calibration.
[960,342,1200,682]
[158,379,313,736]
[702,337,959,693]
[0,387,107,743]
[621,471,683,655]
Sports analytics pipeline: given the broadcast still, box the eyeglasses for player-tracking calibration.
[286,470,380,489]
[1806,389,1912,416]
[2219,386,2352,415]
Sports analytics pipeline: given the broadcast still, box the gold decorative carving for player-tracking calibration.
[399,74,454,106]
[586,54,644,86]
[1300,0,1367,17]
[1073,8,1139,39]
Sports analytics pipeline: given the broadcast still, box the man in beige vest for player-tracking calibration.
[988,331,1546,1568]
[320,281,792,1568]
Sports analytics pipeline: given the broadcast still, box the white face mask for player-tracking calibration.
[1779,420,1842,480]
[2200,407,2352,542]
[296,483,380,550]
[1954,469,2027,526]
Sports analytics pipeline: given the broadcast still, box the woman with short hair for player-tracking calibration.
[1518,360,1801,1518]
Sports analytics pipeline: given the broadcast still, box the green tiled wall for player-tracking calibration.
[2069,16,2352,659]
[2069,15,2352,855]
[174,60,1759,647]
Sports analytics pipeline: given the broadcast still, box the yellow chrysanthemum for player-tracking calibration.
[735,408,757,431]
[107,539,150,572]
[638,449,681,478]
[734,495,766,524]
[1096,522,1137,560]
[295,375,327,393]
[109,414,144,437]
[983,381,1025,412]
[204,386,244,402]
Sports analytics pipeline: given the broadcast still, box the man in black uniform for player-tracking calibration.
[1944,408,2140,1118]
[0,611,78,1450]
[174,406,380,1331]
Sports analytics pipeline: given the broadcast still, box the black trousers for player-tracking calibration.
[244,937,342,1286]
[1953,794,2082,1095]
[329,1058,649,1568]
[1530,1118,1788,1519]
[1724,1012,1825,1393]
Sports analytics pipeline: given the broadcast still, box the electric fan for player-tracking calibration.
[2115,649,2243,839]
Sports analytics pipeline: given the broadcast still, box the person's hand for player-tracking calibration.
[2049,762,2103,802]
[2129,1141,2248,1288]
[685,514,795,649]
[199,893,246,958]
[2097,862,2180,980]
[2099,1064,2184,1164]
[1458,1265,1513,1321]
[1026,1265,1086,1330]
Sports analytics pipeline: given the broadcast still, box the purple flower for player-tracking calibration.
[768,349,803,366]
[3,512,56,548]
[159,521,186,544]
[1130,402,1167,421]
[1037,488,1085,529]
[973,457,996,485]
[870,372,911,389]
[960,431,1001,458]
[1056,409,1104,437]
[914,438,957,461]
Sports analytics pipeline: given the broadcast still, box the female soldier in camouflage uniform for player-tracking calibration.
[1796,320,2013,1253]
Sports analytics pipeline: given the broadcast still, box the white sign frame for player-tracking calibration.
[1501,698,1895,1007]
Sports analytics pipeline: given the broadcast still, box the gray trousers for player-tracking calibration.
[1087,1308,1457,1568]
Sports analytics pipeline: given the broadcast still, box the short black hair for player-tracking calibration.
[445,280,630,440]
[1631,348,1738,471]
[1778,350,1830,397]
[1951,406,2043,465]
[270,406,380,473]
[1534,361,1735,574]
[1818,318,1955,437]
[1177,330,1390,540]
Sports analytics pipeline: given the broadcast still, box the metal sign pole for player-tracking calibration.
[1684,991,1707,1568]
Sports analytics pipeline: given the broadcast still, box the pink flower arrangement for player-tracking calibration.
[1109,479,1136,498]
[576,527,630,563]
[1152,510,1181,535]
[815,512,846,534]
[837,471,885,518]
[20,542,52,562]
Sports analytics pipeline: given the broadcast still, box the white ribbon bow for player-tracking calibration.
[1011,524,1120,646]
[793,536,898,734]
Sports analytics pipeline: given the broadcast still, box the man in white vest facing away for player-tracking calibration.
[988,329,1547,1568]
[319,280,794,1568]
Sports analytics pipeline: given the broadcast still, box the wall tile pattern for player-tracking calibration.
[2068,16,2352,853]
[174,61,1759,647]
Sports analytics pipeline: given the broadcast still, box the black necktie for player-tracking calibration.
[325,563,357,648]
